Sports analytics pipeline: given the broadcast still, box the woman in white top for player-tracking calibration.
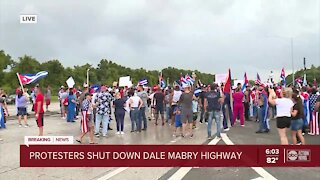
[129,92,143,132]
[268,87,294,145]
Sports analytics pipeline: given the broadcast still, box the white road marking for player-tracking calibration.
[97,136,181,179]
[168,137,222,180]
[220,133,277,180]
[97,167,128,180]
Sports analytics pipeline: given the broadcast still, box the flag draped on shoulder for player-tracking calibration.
[18,71,48,85]
[241,72,248,93]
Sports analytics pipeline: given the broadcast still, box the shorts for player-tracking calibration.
[276,116,291,129]
[36,113,44,127]
[181,110,193,123]
[171,105,177,116]
[87,114,94,127]
[17,107,27,116]
[291,118,303,131]
[193,112,198,121]
[175,118,182,128]
[46,99,51,106]
[155,105,164,114]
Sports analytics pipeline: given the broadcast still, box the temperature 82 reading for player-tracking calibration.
[266,157,279,164]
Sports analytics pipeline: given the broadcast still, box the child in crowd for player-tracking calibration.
[173,106,182,137]
[192,98,199,129]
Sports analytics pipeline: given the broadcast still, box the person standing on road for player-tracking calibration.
[34,86,45,136]
[114,92,126,135]
[179,84,195,138]
[164,89,171,123]
[137,85,148,130]
[153,87,165,126]
[256,86,270,133]
[232,87,245,126]
[291,93,306,145]
[0,91,8,129]
[170,85,182,125]
[129,92,143,132]
[45,86,51,112]
[199,86,207,124]
[77,93,95,144]
[268,88,293,145]
[16,91,29,127]
[221,84,232,131]
[94,85,113,137]
[244,85,251,121]
[309,88,319,135]
[67,90,76,123]
[204,84,224,140]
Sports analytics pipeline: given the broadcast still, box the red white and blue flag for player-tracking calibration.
[159,72,166,88]
[241,72,248,93]
[255,73,264,87]
[280,68,286,86]
[180,73,187,84]
[185,74,194,85]
[18,71,48,85]
[295,76,303,85]
[138,79,148,86]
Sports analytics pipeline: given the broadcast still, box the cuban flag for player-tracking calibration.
[194,88,202,97]
[18,71,48,85]
[295,77,303,85]
[138,79,148,86]
[255,73,264,87]
[180,73,187,84]
[159,72,166,88]
[185,74,195,85]
[241,72,248,93]
[91,85,100,92]
[280,68,286,86]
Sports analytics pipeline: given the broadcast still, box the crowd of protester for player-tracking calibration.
[0,80,319,145]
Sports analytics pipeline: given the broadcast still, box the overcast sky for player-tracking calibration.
[0,0,319,81]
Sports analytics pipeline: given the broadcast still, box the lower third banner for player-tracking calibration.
[20,145,320,167]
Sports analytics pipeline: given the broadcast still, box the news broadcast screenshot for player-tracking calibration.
[0,0,319,180]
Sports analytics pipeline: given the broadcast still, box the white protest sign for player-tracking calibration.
[66,77,75,88]
[24,136,74,147]
[215,74,228,84]
[119,76,131,87]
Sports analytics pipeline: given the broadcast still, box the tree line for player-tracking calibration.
[1,50,319,95]
[0,50,215,94]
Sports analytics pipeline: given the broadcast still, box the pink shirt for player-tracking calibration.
[233,92,244,105]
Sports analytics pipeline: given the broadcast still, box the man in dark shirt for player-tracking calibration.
[153,87,165,125]
[199,86,207,123]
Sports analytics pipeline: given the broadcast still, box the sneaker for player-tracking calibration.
[24,124,29,128]
[190,134,194,138]
[240,125,245,127]
[215,136,222,140]
[94,133,100,137]
[205,122,208,125]
[120,132,125,135]
[208,136,213,140]
[224,128,230,132]
[102,134,107,137]
[116,132,120,135]
[19,124,22,128]
[200,122,203,124]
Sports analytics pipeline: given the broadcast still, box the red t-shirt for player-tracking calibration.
[35,93,44,113]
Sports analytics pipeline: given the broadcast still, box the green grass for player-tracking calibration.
[50,96,59,103]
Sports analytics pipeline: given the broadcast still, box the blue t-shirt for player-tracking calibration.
[174,107,182,127]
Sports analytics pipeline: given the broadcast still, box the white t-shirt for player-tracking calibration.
[275,98,294,117]
[129,96,141,108]
[172,90,182,104]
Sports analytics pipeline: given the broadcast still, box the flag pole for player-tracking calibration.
[16,73,25,93]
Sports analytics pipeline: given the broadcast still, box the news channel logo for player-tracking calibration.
[20,14,37,24]
[286,149,311,162]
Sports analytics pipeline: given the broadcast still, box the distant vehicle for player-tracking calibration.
[6,95,16,104]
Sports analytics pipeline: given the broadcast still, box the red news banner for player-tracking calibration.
[20,145,320,167]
